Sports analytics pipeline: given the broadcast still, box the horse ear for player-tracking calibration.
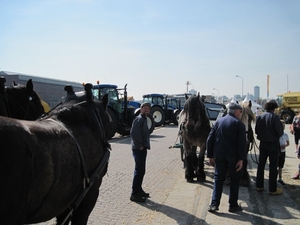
[185,93,188,100]
[249,100,252,107]
[26,79,34,95]
[102,94,109,108]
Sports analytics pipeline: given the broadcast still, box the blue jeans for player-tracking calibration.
[211,157,242,208]
[132,148,147,194]
[256,141,279,192]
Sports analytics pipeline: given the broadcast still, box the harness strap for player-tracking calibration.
[48,119,90,188]
[59,149,110,225]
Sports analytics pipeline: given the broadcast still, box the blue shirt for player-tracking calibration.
[206,113,247,160]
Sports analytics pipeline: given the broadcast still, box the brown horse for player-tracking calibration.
[178,93,212,182]
[0,84,112,224]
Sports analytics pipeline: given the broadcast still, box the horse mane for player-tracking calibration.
[240,101,255,131]
[180,93,211,140]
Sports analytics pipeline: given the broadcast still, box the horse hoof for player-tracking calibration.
[186,178,194,183]
[197,177,206,182]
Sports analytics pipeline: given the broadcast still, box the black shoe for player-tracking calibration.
[130,194,146,202]
[278,179,286,185]
[137,190,150,198]
[208,205,219,212]
[229,205,243,213]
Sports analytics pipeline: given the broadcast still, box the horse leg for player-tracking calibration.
[196,152,206,182]
[185,148,197,183]
[240,158,251,187]
[56,180,101,225]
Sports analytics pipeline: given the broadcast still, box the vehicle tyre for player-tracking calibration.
[107,109,118,139]
[172,110,181,125]
[151,106,165,127]
[281,110,294,124]
[146,114,155,134]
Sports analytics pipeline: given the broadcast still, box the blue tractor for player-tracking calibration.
[64,82,154,139]
[91,83,155,138]
[142,93,181,127]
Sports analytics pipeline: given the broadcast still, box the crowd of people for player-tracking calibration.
[129,99,300,214]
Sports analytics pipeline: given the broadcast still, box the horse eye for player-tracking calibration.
[29,96,32,101]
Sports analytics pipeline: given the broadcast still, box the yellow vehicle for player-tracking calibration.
[276,92,300,124]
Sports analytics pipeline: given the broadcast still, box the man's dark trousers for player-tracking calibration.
[211,157,242,208]
[132,148,147,194]
[256,141,279,192]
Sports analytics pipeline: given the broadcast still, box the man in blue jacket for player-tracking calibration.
[207,102,247,213]
[255,99,283,195]
[130,102,151,202]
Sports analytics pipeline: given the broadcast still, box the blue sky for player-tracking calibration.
[1,0,299,100]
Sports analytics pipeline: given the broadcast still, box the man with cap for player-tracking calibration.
[207,102,247,213]
[130,102,151,202]
[255,99,283,195]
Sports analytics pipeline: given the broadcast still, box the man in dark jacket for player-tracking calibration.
[207,102,247,213]
[255,99,283,195]
[130,102,151,202]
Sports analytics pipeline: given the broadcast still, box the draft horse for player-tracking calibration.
[239,100,255,186]
[178,93,211,182]
[0,84,112,225]
[0,77,45,120]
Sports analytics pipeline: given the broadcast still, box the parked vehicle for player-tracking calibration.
[65,82,154,139]
[142,93,181,127]
[276,91,300,124]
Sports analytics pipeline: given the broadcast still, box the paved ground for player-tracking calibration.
[34,124,300,225]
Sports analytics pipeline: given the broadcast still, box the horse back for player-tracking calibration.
[0,111,106,223]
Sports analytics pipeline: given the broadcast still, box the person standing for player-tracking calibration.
[255,99,283,195]
[207,102,247,213]
[290,111,300,153]
[292,146,300,179]
[130,102,151,202]
[278,120,290,185]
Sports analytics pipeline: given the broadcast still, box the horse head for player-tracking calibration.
[179,93,211,144]
[5,79,45,120]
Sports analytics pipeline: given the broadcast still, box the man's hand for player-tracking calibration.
[209,158,215,167]
[235,160,243,172]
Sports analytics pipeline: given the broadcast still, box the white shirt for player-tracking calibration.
[279,132,289,152]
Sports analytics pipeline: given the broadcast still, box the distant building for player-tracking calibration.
[0,71,84,108]
[254,86,260,100]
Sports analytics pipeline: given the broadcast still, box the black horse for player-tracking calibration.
[178,93,212,182]
[0,77,45,120]
[0,84,112,224]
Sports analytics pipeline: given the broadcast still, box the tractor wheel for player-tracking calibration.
[107,109,118,139]
[146,114,155,134]
[281,110,294,124]
[151,106,165,127]
[172,110,181,126]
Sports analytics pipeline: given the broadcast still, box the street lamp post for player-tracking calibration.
[213,88,220,103]
[236,75,244,99]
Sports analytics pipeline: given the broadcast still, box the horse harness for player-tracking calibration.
[45,101,111,225]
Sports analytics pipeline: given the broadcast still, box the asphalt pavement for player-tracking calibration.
[33,124,300,225]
